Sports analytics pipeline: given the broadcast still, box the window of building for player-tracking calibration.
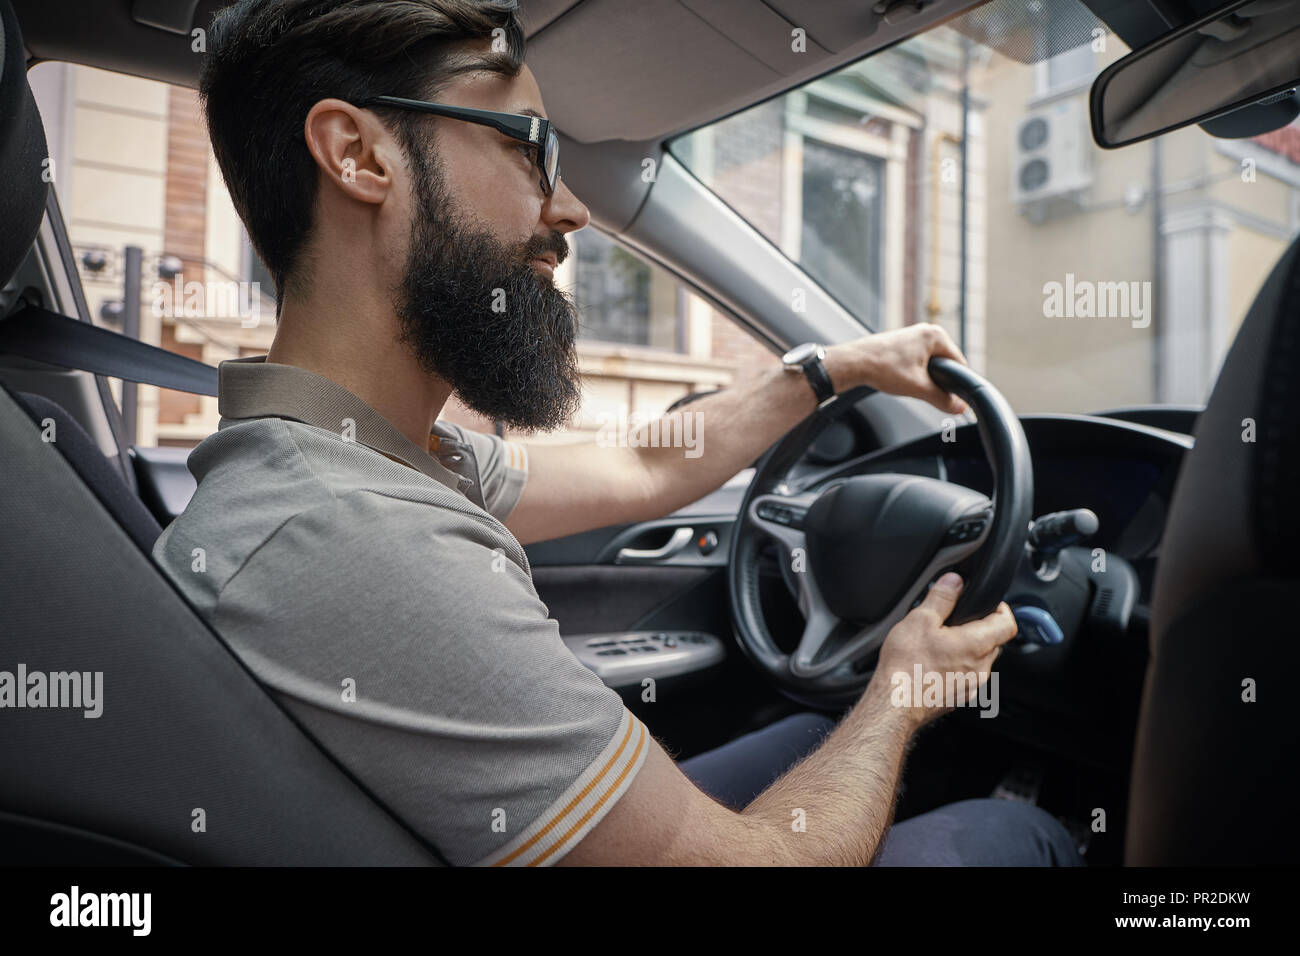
[799,140,884,329]
[673,83,900,331]
[572,229,682,351]
[1036,43,1095,97]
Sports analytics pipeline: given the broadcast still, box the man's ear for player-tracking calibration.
[302,98,399,205]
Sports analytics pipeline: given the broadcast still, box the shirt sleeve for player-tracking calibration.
[436,422,528,524]
[209,490,646,866]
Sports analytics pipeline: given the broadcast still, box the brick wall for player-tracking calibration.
[710,99,785,242]
[699,100,786,383]
[162,86,209,285]
[1255,122,1300,164]
[157,85,210,428]
[157,323,203,424]
[709,311,779,384]
[903,125,921,326]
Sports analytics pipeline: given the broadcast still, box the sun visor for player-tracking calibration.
[131,0,201,36]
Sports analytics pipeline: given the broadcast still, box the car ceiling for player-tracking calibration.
[12,0,1237,145]
[7,0,1063,145]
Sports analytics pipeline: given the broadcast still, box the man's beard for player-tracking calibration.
[395,156,583,432]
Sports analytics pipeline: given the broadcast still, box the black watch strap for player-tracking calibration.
[802,356,835,403]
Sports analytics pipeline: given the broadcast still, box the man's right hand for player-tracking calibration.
[874,571,1018,729]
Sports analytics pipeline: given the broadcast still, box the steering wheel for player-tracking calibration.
[727,357,1033,708]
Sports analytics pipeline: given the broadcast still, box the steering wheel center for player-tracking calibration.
[804,474,992,624]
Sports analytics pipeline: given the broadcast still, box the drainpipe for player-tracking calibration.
[959,36,971,356]
[926,39,972,356]
[1151,136,1164,403]
[926,132,963,320]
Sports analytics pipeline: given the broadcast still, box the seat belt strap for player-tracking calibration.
[0,304,219,396]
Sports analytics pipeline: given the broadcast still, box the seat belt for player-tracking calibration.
[0,303,219,396]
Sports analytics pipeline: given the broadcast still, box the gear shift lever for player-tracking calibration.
[1010,508,1100,646]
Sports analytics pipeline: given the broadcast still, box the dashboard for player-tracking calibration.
[529,411,1193,589]
[788,413,1191,567]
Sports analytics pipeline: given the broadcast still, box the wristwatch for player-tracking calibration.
[781,342,836,404]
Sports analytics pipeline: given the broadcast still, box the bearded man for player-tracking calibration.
[154,0,1079,868]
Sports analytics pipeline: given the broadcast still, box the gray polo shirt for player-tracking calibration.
[152,356,646,866]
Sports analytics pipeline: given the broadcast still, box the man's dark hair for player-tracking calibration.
[199,0,526,305]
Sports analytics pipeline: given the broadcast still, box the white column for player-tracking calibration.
[1160,205,1232,404]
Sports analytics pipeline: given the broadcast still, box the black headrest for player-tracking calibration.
[0,0,49,288]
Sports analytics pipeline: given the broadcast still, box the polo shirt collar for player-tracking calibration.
[217,355,470,495]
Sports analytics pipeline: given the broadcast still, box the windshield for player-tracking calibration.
[670,0,1300,414]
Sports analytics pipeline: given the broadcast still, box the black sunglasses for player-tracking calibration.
[364,95,560,195]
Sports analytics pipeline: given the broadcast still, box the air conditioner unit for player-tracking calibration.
[1011,98,1093,213]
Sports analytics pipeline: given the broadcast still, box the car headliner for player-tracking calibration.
[15,0,996,144]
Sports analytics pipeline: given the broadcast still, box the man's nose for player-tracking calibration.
[543,178,590,234]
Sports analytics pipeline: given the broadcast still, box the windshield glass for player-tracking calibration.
[670,0,1300,413]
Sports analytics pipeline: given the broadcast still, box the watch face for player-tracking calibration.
[783,342,819,366]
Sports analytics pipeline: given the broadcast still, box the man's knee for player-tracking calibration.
[954,798,1082,866]
[876,798,1083,866]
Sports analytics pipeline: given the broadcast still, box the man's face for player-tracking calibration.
[393,63,592,432]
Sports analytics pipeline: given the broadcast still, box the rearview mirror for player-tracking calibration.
[1090,0,1300,149]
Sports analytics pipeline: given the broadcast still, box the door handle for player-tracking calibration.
[615,526,695,565]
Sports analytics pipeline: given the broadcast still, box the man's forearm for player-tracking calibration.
[508,326,963,544]
[737,678,917,866]
[630,346,863,517]
[510,347,862,544]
